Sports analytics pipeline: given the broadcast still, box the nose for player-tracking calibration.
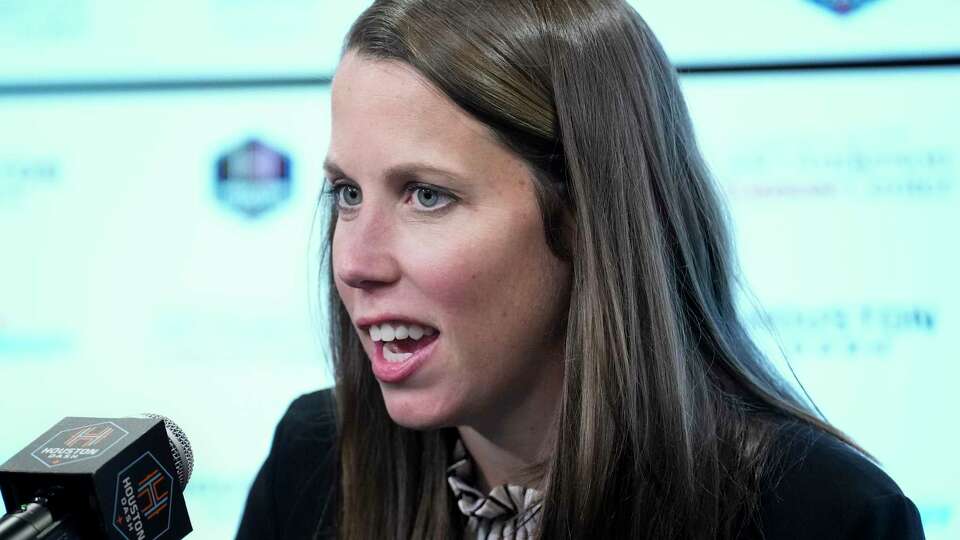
[333,210,401,291]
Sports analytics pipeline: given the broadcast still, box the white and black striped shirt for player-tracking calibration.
[446,438,543,540]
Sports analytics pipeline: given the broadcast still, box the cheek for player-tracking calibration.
[402,218,563,332]
[404,244,487,309]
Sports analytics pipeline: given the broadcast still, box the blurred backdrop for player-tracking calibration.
[1,1,957,538]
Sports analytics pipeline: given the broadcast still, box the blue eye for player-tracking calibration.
[410,185,454,211]
[414,187,442,208]
[322,181,454,213]
[334,184,362,208]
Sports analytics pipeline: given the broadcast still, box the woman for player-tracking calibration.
[238,1,925,538]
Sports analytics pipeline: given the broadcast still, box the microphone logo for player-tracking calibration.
[30,421,130,467]
[66,424,114,447]
[113,452,175,540]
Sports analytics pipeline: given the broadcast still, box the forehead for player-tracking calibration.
[331,53,443,123]
[328,52,506,177]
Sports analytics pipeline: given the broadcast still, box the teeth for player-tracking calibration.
[368,322,437,343]
[380,325,395,342]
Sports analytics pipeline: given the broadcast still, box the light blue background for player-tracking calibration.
[1,1,957,538]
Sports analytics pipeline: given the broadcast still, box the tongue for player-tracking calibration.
[389,333,439,354]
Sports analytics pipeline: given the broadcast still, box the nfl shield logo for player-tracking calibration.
[809,0,879,14]
[216,139,292,217]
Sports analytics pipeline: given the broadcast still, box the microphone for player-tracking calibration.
[0,414,194,539]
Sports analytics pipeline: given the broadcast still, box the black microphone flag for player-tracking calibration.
[0,415,192,539]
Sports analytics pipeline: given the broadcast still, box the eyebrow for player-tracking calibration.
[322,159,468,185]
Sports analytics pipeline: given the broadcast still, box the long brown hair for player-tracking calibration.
[324,1,860,538]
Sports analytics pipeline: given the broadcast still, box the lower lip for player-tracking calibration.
[371,335,439,383]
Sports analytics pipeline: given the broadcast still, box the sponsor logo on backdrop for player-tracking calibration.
[0,157,61,205]
[214,139,292,217]
[746,304,937,358]
[808,0,880,15]
[723,147,954,200]
[31,422,129,467]
[113,452,174,540]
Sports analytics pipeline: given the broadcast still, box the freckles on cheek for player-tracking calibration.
[406,247,484,308]
[419,261,482,307]
[414,253,515,323]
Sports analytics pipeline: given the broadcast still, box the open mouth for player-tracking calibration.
[368,322,440,363]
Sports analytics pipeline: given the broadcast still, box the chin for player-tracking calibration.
[378,384,463,430]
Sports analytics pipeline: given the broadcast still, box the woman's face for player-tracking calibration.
[328,52,570,430]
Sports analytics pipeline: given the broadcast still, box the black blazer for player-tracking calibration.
[236,389,925,539]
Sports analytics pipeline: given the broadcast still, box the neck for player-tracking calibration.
[456,360,563,492]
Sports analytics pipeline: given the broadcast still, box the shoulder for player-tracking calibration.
[750,422,924,539]
[270,389,339,485]
[275,388,338,451]
[236,388,339,540]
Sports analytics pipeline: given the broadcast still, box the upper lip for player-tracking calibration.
[354,314,439,331]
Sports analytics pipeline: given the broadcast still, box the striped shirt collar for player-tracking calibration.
[446,437,544,539]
